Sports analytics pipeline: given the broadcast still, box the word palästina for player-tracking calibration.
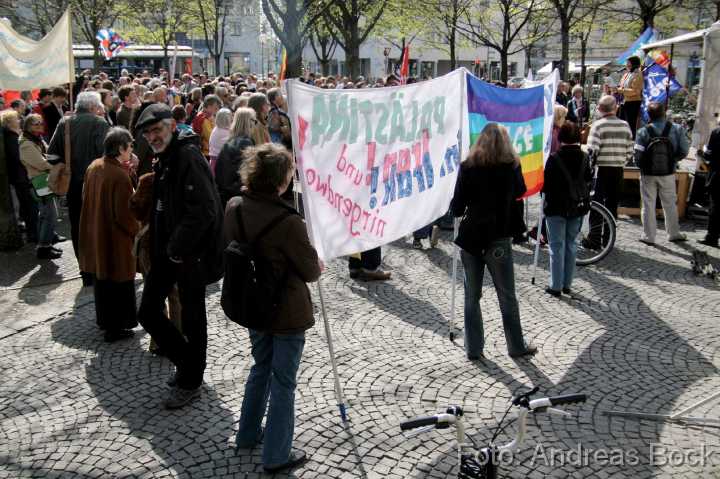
[310,92,447,146]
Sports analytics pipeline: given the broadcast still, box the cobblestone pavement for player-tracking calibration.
[2,207,720,479]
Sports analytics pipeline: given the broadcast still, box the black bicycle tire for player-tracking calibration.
[576,201,616,266]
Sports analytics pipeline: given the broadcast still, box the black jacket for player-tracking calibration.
[542,145,593,217]
[705,127,720,190]
[3,128,29,186]
[215,135,254,207]
[42,103,67,141]
[151,129,224,286]
[450,161,526,256]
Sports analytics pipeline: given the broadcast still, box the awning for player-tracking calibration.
[537,60,613,75]
[641,26,715,50]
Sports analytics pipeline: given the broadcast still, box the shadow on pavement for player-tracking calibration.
[347,281,451,338]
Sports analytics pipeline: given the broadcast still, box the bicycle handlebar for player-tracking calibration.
[548,394,587,406]
[400,413,458,431]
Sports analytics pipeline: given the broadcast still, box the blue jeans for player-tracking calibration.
[37,196,56,247]
[545,215,583,291]
[461,239,527,356]
[236,330,305,465]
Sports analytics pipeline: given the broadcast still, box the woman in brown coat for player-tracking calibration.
[225,143,321,473]
[79,127,140,342]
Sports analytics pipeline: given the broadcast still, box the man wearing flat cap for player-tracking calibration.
[135,103,224,409]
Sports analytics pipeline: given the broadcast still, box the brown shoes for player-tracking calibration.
[350,269,391,281]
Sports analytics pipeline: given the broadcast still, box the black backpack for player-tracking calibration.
[221,198,295,329]
[554,156,591,218]
[639,122,675,176]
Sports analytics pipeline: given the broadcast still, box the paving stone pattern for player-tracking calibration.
[1,209,720,478]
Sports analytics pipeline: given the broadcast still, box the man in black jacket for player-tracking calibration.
[700,124,720,247]
[134,104,224,410]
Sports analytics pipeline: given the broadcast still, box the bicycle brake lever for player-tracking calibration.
[547,407,572,418]
[404,425,436,438]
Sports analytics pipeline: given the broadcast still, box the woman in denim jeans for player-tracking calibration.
[451,123,536,360]
[542,122,592,297]
[19,114,64,259]
[223,143,322,473]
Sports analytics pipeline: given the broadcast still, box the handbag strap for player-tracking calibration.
[63,114,71,175]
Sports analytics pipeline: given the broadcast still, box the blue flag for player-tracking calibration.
[615,28,657,65]
[641,63,682,121]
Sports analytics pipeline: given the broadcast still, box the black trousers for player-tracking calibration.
[93,278,137,332]
[707,182,720,241]
[621,101,641,139]
[589,166,624,244]
[67,186,81,258]
[138,258,207,389]
[12,182,38,241]
[348,247,381,271]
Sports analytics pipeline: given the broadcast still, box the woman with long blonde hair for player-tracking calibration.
[450,123,536,359]
[215,107,256,208]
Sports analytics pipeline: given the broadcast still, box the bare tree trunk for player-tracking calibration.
[92,37,102,72]
[560,19,570,81]
[580,38,587,86]
[449,32,456,71]
[500,50,508,84]
[344,24,361,79]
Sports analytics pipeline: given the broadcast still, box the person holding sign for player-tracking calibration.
[451,123,537,359]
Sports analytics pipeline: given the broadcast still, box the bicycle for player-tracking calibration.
[575,200,616,266]
[399,387,587,478]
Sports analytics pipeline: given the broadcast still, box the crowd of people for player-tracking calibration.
[0,60,716,472]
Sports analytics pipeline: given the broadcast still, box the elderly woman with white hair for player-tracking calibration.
[47,90,110,286]
[566,84,589,126]
[208,107,233,174]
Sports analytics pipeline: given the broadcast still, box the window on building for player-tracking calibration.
[231,22,242,36]
[509,62,517,77]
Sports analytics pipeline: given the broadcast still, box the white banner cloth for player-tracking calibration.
[288,69,466,261]
[0,9,75,90]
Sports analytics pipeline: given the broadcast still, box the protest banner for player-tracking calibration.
[466,71,558,197]
[288,69,466,261]
[0,9,75,90]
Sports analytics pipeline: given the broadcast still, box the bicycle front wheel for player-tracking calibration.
[575,201,616,266]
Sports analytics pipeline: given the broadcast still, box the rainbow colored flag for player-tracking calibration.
[466,75,547,197]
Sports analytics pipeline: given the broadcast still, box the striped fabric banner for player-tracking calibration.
[466,75,548,197]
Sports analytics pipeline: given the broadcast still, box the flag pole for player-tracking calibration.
[531,195,544,285]
[286,79,348,423]
[449,68,466,342]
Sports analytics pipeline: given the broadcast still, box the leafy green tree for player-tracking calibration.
[261,0,326,79]
[124,0,192,70]
[323,0,390,78]
[189,0,231,74]
[308,16,339,76]
[458,0,540,84]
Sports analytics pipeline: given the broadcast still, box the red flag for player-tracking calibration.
[400,46,410,84]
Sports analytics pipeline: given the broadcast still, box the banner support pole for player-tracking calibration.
[286,78,348,423]
[531,194,544,285]
[449,218,460,342]
[449,69,467,342]
[316,279,348,422]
